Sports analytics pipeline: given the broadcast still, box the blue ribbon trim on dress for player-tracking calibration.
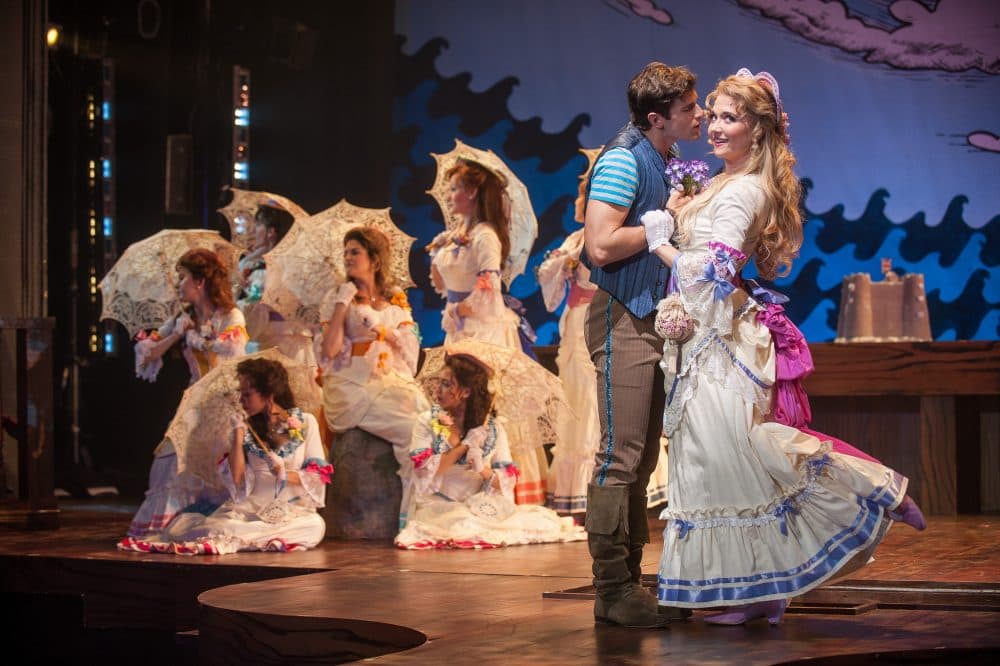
[659,495,886,604]
[658,466,905,605]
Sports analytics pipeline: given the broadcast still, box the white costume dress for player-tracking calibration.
[128,307,248,538]
[429,224,551,505]
[120,409,329,554]
[394,405,583,549]
[316,289,428,448]
[656,175,906,608]
[316,287,430,525]
[537,230,669,512]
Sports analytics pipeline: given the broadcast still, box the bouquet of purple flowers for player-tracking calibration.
[666,159,711,196]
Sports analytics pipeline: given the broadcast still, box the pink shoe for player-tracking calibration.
[703,599,788,626]
[888,496,926,531]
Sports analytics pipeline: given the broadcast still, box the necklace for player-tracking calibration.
[354,292,383,307]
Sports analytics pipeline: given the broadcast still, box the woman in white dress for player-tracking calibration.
[426,159,550,506]
[238,202,316,369]
[395,353,583,549]
[120,357,330,554]
[641,70,925,624]
[128,248,248,538]
[317,226,429,519]
[538,162,670,516]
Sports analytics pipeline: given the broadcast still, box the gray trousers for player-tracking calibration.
[585,289,666,492]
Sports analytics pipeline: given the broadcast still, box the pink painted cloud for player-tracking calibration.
[737,0,999,74]
[967,131,1000,153]
[621,0,673,26]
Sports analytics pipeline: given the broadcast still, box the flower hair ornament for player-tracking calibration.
[735,68,790,145]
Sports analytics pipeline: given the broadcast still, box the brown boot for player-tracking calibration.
[587,484,667,628]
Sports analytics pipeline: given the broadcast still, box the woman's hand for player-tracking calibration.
[175,313,195,332]
[666,189,693,217]
[454,301,473,318]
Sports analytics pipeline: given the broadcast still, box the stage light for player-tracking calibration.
[103,216,113,236]
[102,101,111,120]
[234,160,249,182]
[234,214,248,235]
[232,65,250,186]
[102,159,111,179]
[46,25,61,48]
[104,332,116,354]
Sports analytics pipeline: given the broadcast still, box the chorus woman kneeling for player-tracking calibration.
[119,358,331,554]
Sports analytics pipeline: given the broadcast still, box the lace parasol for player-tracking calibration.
[216,188,308,252]
[261,199,415,324]
[427,139,538,287]
[99,229,240,338]
[164,347,322,487]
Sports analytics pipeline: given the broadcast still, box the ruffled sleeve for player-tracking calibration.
[462,226,507,320]
[537,247,569,313]
[295,412,331,508]
[485,421,517,500]
[407,410,444,497]
[383,295,421,376]
[674,178,764,337]
[133,315,182,382]
[210,308,249,358]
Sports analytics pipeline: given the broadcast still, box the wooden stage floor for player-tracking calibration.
[2,502,999,664]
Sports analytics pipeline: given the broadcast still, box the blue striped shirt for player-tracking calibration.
[588,148,638,208]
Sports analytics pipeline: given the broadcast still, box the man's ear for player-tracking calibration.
[647,111,663,129]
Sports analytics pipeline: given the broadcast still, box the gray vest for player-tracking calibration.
[582,123,674,319]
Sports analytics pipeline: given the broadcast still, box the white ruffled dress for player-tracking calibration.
[315,292,429,448]
[120,409,329,554]
[656,175,907,608]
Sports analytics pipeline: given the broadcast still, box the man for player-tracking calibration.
[582,62,703,628]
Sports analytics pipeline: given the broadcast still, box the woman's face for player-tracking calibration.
[436,367,470,410]
[707,93,753,171]
[448,174,476,219]
[177,267,202,304]
[343,239,375,281]
[252,220,271,251]
[238,374,269,416]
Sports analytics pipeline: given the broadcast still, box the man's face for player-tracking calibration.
[661,89,704,141]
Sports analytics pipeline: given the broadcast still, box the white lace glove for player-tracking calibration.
[640,209,675,252]
[319,281,358,321]
[463,427,488,473]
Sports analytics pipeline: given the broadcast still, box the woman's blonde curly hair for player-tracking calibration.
[676,74,802,280]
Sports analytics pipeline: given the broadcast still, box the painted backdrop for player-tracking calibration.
[390,0,999,344]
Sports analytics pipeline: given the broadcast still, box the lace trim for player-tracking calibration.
[660,447,835,538]
[663,329,772,436]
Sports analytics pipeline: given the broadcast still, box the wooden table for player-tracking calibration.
[804,341,1000,515]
